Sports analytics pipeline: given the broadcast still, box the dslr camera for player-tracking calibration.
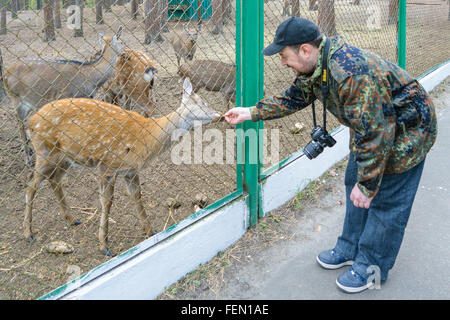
[303,126,336,160]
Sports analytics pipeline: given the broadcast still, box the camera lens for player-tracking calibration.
[304,141,324,160]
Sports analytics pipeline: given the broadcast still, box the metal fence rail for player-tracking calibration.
[0,0,448,299]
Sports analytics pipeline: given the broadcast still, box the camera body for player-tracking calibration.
[303,126,336,160]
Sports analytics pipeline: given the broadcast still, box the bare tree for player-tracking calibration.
[11,0,18,19]
[309,0,318,11]
[0,0,6,35]
[144,0,163,44]
[104,0,112,12]
[291,0,300,17]
[388,0,398,25]
[210,0,226,35]
[96,0,104,24]
[0,47,5,100]
[54,0,62,29]
[73,0,84,37]
[43,0,56,41]
[131,0,138,19]
[318,0,336,36]
[158,0,168,33]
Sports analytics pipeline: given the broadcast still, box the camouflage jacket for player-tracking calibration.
[250,35,437,198]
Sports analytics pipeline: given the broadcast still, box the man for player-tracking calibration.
[224,17,437,293]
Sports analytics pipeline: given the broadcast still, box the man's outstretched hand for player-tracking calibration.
[224,107,252,125]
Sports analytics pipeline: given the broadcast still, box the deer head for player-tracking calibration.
[98,25,125,57]
[177,78,222,128]
[183,23,202,62]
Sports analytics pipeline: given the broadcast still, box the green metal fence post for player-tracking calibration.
[398,0,407,69]
[236,0,264,226]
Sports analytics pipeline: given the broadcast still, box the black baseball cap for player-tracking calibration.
[262,17,321,56]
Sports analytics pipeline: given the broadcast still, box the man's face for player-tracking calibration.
[279,44,318,76]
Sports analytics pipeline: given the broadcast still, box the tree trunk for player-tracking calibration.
[0,47,6,100]
[158,0,168,33]
[96,0,104,24]
[291,0,300,16]
[0,1,6,35]
[54,0,62,29]
[388,0,398,25]
[130,0,137,19]
[210,0,225,35]
[318,0,336,36]
[104,0,112,12]
[143,0,163,44]
[36,0,42,10]
[43,0,56,41]
[11,0,18,19]
[73,0,83,37]
[309,0,318,11]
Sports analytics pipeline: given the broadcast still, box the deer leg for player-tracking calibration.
[48,165,81,226]
[98,174,116,256]
[124,170,156,237]
[16,102,34,167]
[23,168,46,242]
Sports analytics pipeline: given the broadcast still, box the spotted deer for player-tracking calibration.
[24,78,222,256]
[178,59,236,108]
[168,23,202,68]
[102,49,158,117]
[1,26,124,166]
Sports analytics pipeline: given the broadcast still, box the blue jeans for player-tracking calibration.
[334,153,425,281]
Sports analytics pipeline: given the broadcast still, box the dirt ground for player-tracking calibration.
[0,0,448,300]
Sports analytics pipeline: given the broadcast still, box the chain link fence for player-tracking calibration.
[0,0,237,299]
[0,0,448,299]
[261,0,449,170]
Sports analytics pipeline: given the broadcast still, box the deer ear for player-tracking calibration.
[183,77,193,96]
[116,26,123,39]
[184,24,190,37]
[196,22,202,33]
[97,32,105,47]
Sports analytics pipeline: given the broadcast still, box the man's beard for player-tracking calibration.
[295,62,317,77]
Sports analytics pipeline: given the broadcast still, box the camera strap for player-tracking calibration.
[311,37,331,130]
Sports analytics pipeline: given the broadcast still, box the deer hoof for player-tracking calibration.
[148,230,158,237]
[101,248,115,257]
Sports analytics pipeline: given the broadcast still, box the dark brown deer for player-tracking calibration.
[168,23,202,68]
[178,59,236,108]
[1,26,124,166]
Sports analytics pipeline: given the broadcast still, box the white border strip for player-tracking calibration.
[419,60,450,92]
[58,196,248,300]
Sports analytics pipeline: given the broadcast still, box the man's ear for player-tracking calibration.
[300,43,314,58]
